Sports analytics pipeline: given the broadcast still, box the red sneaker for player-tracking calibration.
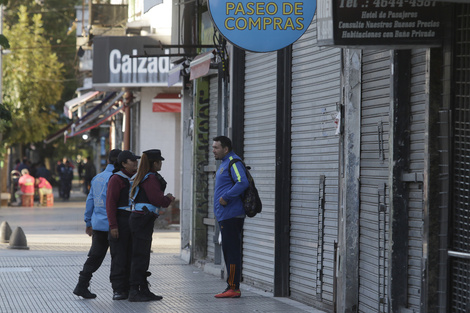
[214,288,241,298]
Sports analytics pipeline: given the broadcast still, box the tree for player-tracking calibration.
[2,5,64,144]
[3,0,89,161]
[0,0,10,50]
[0,0,11,134]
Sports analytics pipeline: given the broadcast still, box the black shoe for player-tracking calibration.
[141,289,163,301]
[113,291,129,300]
[128,290,154,302]
[73,284,97,299]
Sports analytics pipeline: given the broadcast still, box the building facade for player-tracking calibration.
[173,1,470,312]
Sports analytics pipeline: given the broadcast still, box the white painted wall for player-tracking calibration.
[145,0,172,40]
[126,0,172,42]
[138,87,181,198]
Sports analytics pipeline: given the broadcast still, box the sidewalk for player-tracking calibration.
[0,188,327,313]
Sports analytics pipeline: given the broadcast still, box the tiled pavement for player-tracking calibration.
[0,187,327,313]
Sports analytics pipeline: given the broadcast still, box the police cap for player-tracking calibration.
[117,150,141,164]
[143,149,165,161]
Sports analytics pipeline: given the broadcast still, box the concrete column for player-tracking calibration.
[337,49,361,313]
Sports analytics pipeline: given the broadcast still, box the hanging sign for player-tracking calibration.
[93,36,171,88]
[208,0,317,52]
[317,0,443,48]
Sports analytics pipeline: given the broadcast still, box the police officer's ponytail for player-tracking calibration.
[130,153,148,197]
[112,161,122,173]
[108,149,122,172]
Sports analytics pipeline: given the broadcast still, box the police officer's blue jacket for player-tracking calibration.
[84,164,114,231]
[214,151,249,222]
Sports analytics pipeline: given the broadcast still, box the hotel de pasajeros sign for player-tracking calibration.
[317,0,443,48]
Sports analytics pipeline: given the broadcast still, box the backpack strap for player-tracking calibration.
[228,158,251,184]
[228,158,241,183]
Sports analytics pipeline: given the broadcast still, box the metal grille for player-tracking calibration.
[290,17,340,307]
[358,49,391,313]
[450,4,470,312]
[242,51,277,291]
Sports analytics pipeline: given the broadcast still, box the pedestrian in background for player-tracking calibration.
[59,160,74,200]
[77,156,84,182]
[83,157,96,195]
[106,150,140,301]
[17,156,31,173]
[212,136,249,298]
[128,149,175,302]
[56,158,66,199]
[35,162,52,185]
[13,159,20,171]
[73,149,121,299]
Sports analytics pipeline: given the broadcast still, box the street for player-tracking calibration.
[0,187,323,313]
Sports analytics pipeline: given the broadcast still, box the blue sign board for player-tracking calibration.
[208,0,317,52]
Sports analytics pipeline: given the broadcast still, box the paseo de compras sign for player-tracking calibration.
[208,0,317,52]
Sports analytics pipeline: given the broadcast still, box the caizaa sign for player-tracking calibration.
[208,0,317,52]
[93,36,171,88]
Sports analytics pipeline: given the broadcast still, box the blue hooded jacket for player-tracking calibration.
[84,164,114,231]
[214,151,249,222]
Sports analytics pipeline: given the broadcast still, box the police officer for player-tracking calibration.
[73,149,121,299]
[106,150,140,300]
[127,149,175,302]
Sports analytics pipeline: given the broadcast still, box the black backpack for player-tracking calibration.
[228,159,262,218]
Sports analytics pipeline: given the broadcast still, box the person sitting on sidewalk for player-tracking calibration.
[35,177,52,205]
[18,169,35,205]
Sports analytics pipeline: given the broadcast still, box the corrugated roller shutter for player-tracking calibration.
[206,75,219,261]
[358,49,391,313]
[449,6,470,312]
[242,51,277,290]
[290,17,340,308]
[407,49,427,311]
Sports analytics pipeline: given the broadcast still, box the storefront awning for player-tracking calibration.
[71,92,124,135]
[64,91,101,119]
[190,50,216,81]
[46,92,123,143]
[152,93,181,112]
[67,104,127,138]
[43,121,74,144]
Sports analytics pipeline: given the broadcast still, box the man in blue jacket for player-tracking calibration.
[73,149,121,299]
[212,136,249,298]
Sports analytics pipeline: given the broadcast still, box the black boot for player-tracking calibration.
[73,281,96,299]
[141,280,163,301]
[140,288,163,301]
[128,285,156,302]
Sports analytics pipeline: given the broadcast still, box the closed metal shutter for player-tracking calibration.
[242,51,277,290]
[449,6,470,312]
[358,49,391,313]
[290,17,340,308]
[206,75,219,261]
[406,49,427,311]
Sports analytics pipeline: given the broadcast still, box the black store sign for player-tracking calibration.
[92,36,170,87]
[317,0,443,48]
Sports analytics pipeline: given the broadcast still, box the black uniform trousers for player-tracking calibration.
[219,217,245,290]
[108,210,132,293]
[79,230,109,280]
[129,211,157,290]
